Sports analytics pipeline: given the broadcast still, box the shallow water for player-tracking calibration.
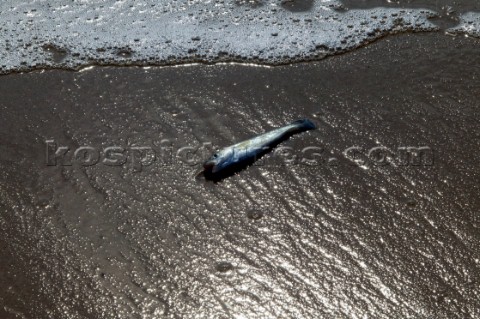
[0,32,479,318]
[6,0,480,73]
[340,0,480,11]
[0,0,453,73]
[340,0,480,29]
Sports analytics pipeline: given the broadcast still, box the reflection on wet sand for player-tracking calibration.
[0,33,479,318]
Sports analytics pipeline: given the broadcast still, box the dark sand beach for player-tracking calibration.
[0,32,479,318]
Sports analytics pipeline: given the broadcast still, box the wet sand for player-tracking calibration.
[0,33,479,318]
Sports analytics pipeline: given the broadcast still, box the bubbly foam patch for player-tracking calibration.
[0,0,453,73]
[449,12,480,37]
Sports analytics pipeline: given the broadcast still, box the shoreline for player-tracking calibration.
[0,28,446,76]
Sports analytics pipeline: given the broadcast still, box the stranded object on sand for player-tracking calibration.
[201,119,316,181]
